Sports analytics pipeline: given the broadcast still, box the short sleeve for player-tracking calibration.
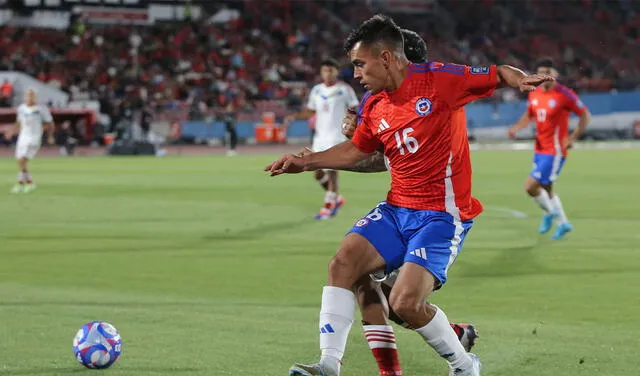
[345,84,360,108]
[432,63,498,108]
[558,87,587,116]
[351,119,379,153]
[306,87,317,111]
[41,106,53,123]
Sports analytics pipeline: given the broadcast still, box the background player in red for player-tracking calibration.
[508,59,591,239]
[266,15,553,376]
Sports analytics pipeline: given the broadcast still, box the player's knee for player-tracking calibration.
[314,170,325,181]
[327,253,355,284]
[525,181,539,196]
[389,292,422,321]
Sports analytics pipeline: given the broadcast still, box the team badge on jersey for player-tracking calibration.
[415,97,433,117]
[355,218,370,227]
[548,99,557,108]
[470,66,490,75]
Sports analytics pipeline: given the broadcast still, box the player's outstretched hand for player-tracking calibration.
[264,154,306,176]
[518,74,555,92]
[507,127,517,139]
[342,107,358,139]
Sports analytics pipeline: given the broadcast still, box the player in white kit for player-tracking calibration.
[285,58,359,220]
[10,89,54,193]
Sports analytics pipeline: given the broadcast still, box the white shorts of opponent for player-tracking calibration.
[15,141,41,160]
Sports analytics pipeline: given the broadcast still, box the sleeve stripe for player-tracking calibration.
[555,85,580,103]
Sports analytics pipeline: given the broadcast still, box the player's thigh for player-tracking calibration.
[531,153,562,185]
[404,213,473,287]
[346,203,407,276]
[329,232,386,287]
[15,143,39,160]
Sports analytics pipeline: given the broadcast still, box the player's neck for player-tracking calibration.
[385,65,409,92]
[324,80,337,87]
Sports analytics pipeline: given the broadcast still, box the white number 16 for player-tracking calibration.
[394,128,419,155]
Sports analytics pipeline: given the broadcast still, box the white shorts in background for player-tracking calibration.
[312,136,345,153]
[15,142,41,159]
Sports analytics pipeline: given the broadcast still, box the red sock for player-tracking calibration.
[450,323,463,339]
[364,325,403,376]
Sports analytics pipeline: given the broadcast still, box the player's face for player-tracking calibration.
[537,67,558,90]
[320,66,338,85]
[25,90,36,106]
[350,42,389,94]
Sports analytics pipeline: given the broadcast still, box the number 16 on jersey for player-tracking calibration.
[394,127,419,155]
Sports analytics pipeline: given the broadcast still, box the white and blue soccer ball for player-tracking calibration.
[72,321,122,369]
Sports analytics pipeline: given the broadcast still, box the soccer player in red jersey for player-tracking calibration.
[266,15,553,376]
[508,59,591,239]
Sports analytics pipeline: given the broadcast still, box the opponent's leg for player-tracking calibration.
[356,277,402,376]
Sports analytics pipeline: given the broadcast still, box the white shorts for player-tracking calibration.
[16,142,41,159]
[312,136,345,153]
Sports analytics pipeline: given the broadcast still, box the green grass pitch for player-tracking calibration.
[0,148,638,375]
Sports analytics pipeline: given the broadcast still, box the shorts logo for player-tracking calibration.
[409,247,428,260]
[470,66,490,75]
[415,97,432,117]
[355,218,370,227]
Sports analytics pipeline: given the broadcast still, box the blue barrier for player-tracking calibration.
[181,90,640,138]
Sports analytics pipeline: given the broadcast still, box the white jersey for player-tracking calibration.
[307,82,359,143]
[17,104,53,144]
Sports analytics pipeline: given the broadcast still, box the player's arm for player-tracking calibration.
[343,151,387,173]
[265,140,375,176]
[44,121,55,144]
[508,110,532,139]
[566,99,591,148]
[496,65,554,91]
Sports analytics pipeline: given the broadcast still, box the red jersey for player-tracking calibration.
[527,84,587,157]
[352,62,497,221]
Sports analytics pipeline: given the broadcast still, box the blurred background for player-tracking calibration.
[0,0,638,156]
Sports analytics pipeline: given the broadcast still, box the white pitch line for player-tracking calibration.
[483,205,529,219]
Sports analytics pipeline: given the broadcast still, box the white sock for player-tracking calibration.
[414,306,472,372]
[550,194,568,224]
[324,191,337,209]
[533,189,553,213]
[317,173,329,185]
[319,286,356,375]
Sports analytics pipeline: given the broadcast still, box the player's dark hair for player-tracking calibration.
[401,29,427,63]
[320,58,340,69]
[344,14,404,55]
[536,58,554,69]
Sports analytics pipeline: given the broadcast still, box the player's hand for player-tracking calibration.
[342,107,358,139]
[264,154,306,176]
[563,138,574,149]
[507,127,518,139]
[518,74,555,92]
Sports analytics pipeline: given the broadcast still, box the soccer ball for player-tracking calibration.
[72,321,122,369]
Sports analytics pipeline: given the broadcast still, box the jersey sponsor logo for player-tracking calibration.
[355,218,370,227]
[415,97,433,117]
[470,66,490,75]
[548,99,556,108]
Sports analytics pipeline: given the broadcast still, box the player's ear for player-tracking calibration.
[380,50,392,69]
